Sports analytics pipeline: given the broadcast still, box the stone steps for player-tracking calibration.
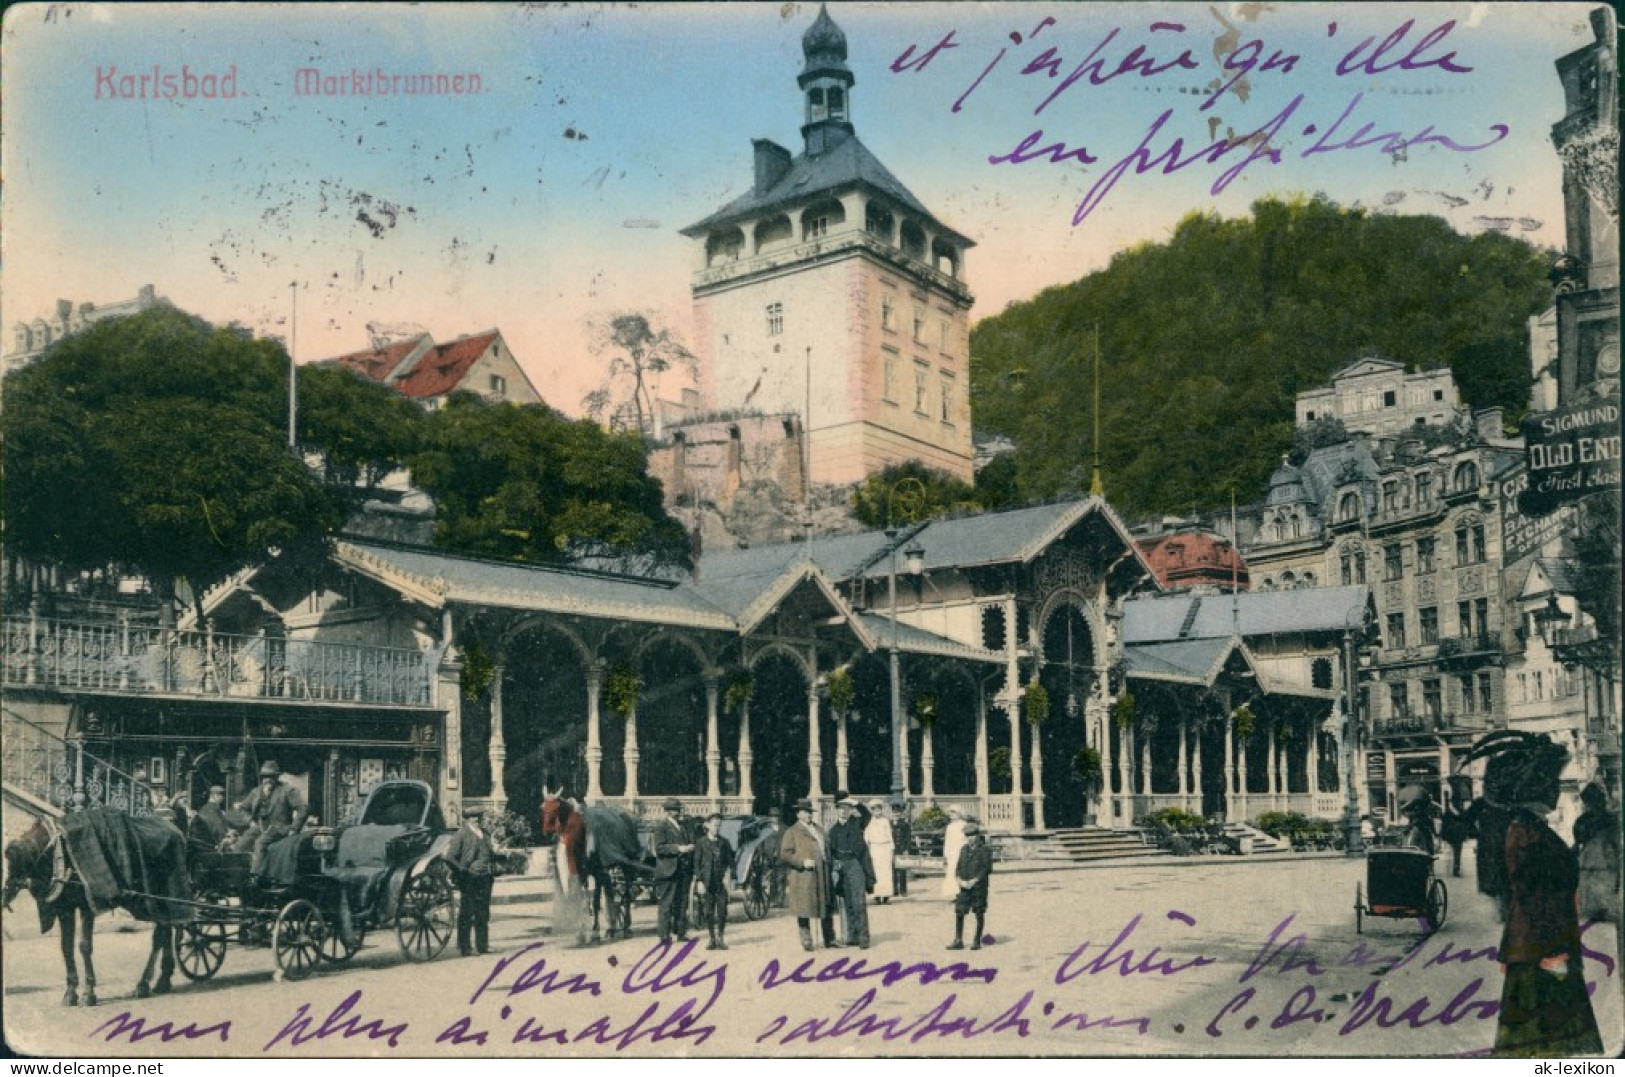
[1028,827,1167,862]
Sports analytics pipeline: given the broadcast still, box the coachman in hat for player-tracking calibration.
[233,760,306,876]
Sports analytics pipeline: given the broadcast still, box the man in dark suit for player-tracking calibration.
[651,797,695,943]
[827,797,876,949]
[447,807,496,956]
[189,783,234,854]
[234,761,307,875]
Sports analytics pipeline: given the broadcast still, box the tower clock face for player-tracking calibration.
[1597,342,1620,377]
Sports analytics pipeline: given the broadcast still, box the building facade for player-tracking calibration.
[1294,356,1464,436]
[6,284,169,375]
[318,329,542,409]
[679,6,976,485]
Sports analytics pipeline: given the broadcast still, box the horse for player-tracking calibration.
[4,815,99,1007]
[3,807,193,1006]
[539,789,648,944]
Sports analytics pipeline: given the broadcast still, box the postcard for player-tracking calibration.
[2,1,1620,1061]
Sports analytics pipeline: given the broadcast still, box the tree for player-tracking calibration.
[3,307,343,618]
[409,394,691,568]
[850,462,982,528]
[970,197,1553,518]
[297,363,426,491]
[581,313,698,439]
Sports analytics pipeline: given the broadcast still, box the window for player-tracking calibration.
[1338,492,1361,521]
[1459,674,1476,713]
[1384,543,1403,580]
[1517,673,1528,703]
[1453,461,1480,492]
[1433,388,1444,401]
[1420,606,1439,644]
[1341,549,1367,586]
[1473,525,1486,563]
[1455,523,1486,565]
[489,373,506,395]
[914,363,928,413]
[806,215,828,239]
[1478,672,1493,713]
[1383,389,1397,407]
[766,302,784,336]
[1423,679,1442,722]
[1355,551,1366,584]
[1389,683,1409,718]
[1416,537,1436,574]
[1475,598,1489,641]
[939,374,953,423]
[913,310,926,343]
[940,321,951,355]
[1306,410,1316,421]
[1383,482,1399,513]
[881,295,895,333]
[1416,474,1433,506]
[1387,612,1407,649]
[882,354,896,403]
[1458,600,1475,638]
[1532,671,1544,701]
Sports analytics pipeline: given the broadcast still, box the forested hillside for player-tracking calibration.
[968,197,1553,518]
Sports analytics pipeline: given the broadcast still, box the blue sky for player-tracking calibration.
[1,3,1597,411]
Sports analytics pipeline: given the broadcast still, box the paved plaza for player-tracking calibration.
[4,852,1621,1058]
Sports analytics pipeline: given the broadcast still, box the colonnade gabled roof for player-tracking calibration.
[1121,635,1327,699]
[1120,585,1374,643]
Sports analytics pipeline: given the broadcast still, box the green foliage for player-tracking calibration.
[485,809,534,849]
[605,662,643,718]
[409,394,690,569]
[1113,691,1138,730]
[988,747,1012,786]
[969,197,1552,517]
[851,462,982,528]
[1072,745,1104,787]
[2,307,343,607]
[825,668,854,716]
[296,363,425,490]
[1137,807,1205,831]
[1253,811,1337,840]
[914,805,949,830]
[1023,680,1051,726]
[911,690,939,728]
[724,671,755,714]
[1232,704,1256,740]
[460,638,496,701]
[1288,416,1351,465]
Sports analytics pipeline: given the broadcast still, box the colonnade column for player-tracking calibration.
[835,709,851,796]
[1223,717,1235,824]
[974,688,989,812]
[1140,734,1152,797]
[921,722,936,802]
[624,704,640,801]
[489,665,507,815]
[1190,722,1204,816]
[1176,718,1189,806]
[704,676,721,802]
[1307,723,1320,806]
[1115,701,1132,825]
[435,634,463,812]
[585,661,604,801]
[738,701,755,803]
[1236,740,1249,821]
[806,649,822,801]
[1091,687,1111,826]
[1266,722,1279,806]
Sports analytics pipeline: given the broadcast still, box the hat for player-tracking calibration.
[663,797,684,813]
[258,760,282,778]
[868,799,886,811]
[947,806,964,818]
[705,811,724,822]
[462,807,486,821]
[962,820,982,835]
[792,798,814,813]
[837,797,860,808]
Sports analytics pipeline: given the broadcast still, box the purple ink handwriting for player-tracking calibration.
[262,990,408,1052]
[90,1011,232,1045]
[758,988,1035,1046]
[759,952,998,991]
[1055,909,1217,982]
[889,14,1509,225]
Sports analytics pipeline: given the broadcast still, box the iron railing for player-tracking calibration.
[2,708,158,816]
[2,614,432,707]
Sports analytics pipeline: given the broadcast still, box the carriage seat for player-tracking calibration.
[323,824,409,913]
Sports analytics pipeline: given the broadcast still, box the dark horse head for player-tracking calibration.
[3,816,53,911]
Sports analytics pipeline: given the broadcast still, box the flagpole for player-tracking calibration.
[288,282,298,451]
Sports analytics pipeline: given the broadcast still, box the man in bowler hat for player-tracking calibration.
[828,797,876,948]
[779,798,837,951]
[235,760,306,875]
[652,797,695,942]
[447,807,496,956]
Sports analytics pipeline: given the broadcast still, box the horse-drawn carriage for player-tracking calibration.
[178,779,457,981]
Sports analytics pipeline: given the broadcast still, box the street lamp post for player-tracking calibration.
[886,527,925,803]
[1342,629,1365,857]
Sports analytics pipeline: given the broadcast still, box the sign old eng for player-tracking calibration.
[1517,393,1621,517]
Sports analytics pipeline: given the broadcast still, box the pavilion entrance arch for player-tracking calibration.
[630,632,714,799]
[493,619,594,824]
[744,644,815,820]
[910,661,980,805]
[1032,592,1105,829]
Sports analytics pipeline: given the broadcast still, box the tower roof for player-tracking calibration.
[801,4,850,79]
[681,132,973,248]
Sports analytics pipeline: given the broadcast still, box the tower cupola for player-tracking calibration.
[799,5,854,156]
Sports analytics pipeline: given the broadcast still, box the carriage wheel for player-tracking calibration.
[609,872,635,938]
[177,898,229,981]
[321,922,365,964]
[1354,882,1364,935]
[273,900,327,982]
[396,868,454,961]
[743,882,768,922]
[1425,878,1448,931]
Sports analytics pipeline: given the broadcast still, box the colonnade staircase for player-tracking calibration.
[2,707,159,831]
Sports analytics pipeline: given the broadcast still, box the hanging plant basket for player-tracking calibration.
[911,689,939,729]
[989,747,1012,781]
[460,638,495,702]
[1113,690,1138,730]
[1023,680,1050,726]
[723,671,754,714]
[1275,721,1293,745]
[826,667,855,717]
[605,663,643,718]
[1232,703,1256,740]
[1072,745,1104,788]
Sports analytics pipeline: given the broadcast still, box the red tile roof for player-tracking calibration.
[1137,531,1251,592]
[324,336,428,384]
[391,331,501,399]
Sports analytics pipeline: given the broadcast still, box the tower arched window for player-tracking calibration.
[1452,461,1479,493]
[1338,491,1361,522]
[827,86,846,119]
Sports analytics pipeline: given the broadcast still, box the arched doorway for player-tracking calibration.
[1037,602,1097,829]
[500,625,589,822]
[636,638,707,796]
[748,649,811,819]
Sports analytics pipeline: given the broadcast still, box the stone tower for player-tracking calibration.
[680,5,976,485]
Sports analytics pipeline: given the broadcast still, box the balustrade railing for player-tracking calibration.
[2,708,158,816]
[2,614,432,707]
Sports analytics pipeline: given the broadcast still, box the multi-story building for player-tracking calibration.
[1294,355,1464,436]
[1248,406,1523,818]
[5,284,169,375]
[678,6,976,485]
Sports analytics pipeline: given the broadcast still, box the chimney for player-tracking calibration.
[1475,407,1504,441]
[56,299,72,322]
[753,139,792,195]
[139,284,157,305]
